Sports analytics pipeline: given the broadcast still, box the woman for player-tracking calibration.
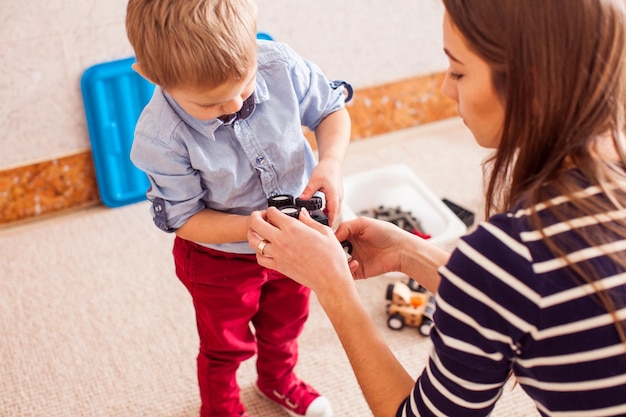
[248,0,626,415]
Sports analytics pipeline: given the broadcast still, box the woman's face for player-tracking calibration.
[441,12,505,149]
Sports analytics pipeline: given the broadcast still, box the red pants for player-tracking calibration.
[173,237,311,417]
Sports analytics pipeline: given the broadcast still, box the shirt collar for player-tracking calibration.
[162,71,271,139]
[219,91,256,125]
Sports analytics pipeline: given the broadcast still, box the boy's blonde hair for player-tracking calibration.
[126,0,258,89]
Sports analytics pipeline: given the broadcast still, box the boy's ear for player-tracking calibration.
[132,63,156,84]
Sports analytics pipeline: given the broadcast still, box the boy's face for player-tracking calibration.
[166,64,257,121]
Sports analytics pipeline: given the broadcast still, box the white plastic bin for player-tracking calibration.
[342,164,467,249]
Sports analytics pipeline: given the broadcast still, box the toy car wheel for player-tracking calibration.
[279,205,301,219]
[268,194,295,208]
[387,313,405,330]
[419,318,434,337]
[385,284,394,301]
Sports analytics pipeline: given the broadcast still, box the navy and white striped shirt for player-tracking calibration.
[399,178,626,416]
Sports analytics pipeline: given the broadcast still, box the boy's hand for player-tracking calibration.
[298,159,343,227]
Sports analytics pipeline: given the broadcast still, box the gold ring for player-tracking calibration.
[256,239,269,255]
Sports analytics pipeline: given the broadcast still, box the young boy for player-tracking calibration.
[125,1,352,416]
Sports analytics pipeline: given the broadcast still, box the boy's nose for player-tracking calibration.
[222,96,243,114]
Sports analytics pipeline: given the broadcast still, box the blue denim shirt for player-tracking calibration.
[130,40,350,254]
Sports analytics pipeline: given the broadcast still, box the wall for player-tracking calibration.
[0,0,452,225]
[256,0,447,88]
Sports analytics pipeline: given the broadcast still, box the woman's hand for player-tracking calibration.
[248,207,354,297]
[337,215,449,293]
[335,216,407,280]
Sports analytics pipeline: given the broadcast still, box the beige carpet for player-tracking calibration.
[1,119,540,416]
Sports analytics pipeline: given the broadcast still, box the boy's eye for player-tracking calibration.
[200,103,218,109]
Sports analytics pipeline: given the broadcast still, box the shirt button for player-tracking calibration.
[154,204,163,212]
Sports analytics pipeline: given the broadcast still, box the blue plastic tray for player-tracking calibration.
[81,57,154,207]
[81,33,274,208]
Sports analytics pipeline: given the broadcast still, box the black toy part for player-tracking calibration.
[295,196,323,211]
[267,194,351,260]
[441,198,475,228]
[268,194,329,225]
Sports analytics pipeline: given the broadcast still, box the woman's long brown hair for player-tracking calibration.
[443,0,626,343]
